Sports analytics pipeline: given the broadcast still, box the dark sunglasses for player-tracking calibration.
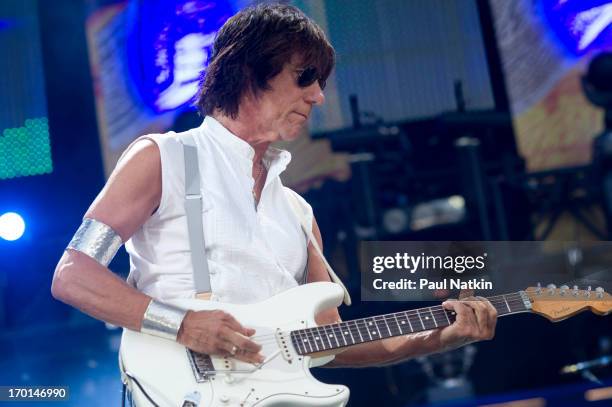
[296,66,327,90]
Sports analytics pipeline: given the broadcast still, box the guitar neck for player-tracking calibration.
[290,291,532,356]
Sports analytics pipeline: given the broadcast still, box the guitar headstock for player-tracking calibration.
[525,284,612,322]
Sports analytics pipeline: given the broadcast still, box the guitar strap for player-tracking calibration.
[181,134,212,294]
[181,133,351,305]
[284,190,352,306]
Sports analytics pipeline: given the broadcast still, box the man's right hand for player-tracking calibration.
[176,310,264,364]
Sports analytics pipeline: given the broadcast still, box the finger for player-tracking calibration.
[218,338,240,357]
[224,327,262,354]
[219,339,264,364]
[475,296,498,337]
[237,347,265,364]
[221,312,256,337]
[443,299,476,326]
[461,297,488,336]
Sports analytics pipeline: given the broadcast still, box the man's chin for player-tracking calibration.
[279,127,305,141]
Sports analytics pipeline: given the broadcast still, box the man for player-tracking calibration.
[52,2,495,377]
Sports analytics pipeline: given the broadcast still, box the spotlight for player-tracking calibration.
[0,212,26,241]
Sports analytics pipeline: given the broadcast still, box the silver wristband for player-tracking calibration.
[67,218,123,267]
[141,299,188,341]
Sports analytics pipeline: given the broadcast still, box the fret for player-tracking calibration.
[374,317,388,339]
[302,329,314,353]
[426,308,438,328]
[344,321,356,345]
[417,309,436,329]
[503,295,511,313]
[415,311,426,331]
[443,308,451,325]
[403,311,415,333]
[393,313,404,335]
[408,312,422,332]
[291,331,305,355]
[304,328,319,352]
[431,307,448,328]
[353,320,365,343]
[382,316,393,337]
[318,326,332,349]
[364,318,380,340]
[309,328,322,352]
[337,323,349,346]
[326,324,341,348]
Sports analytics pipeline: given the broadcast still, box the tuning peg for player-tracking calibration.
[560,285,569,295]
[536,282,542,295]
[573,285,579,296]
[585,286,592,297]
[596,287,605,299]
[547,284,556,295]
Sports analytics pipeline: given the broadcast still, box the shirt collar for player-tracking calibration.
[200,115,292,172]
[201,115,255,161]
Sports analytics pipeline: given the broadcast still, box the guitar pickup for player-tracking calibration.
[275,329,294,363]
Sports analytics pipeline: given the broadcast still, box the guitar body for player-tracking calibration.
[119,282,350,406]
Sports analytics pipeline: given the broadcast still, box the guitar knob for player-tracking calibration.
[596,287,605,298]
[219,394,230,404]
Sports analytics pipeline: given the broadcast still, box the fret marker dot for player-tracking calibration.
[315,337,319,340]
[304,339,308,342]
[425,316,429,320]
[368,322,372,326]
[372,331,377,335]
[401,321,405,324]
[344,332,348,335]
[329,334,333,338]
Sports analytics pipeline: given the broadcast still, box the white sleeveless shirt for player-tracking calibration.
[124,116,313,304]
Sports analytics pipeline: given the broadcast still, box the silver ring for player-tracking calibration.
[230,345,238,355]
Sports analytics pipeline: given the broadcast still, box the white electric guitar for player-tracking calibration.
[119,282,611,407]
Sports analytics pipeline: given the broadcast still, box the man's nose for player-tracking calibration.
[305,82,326,105]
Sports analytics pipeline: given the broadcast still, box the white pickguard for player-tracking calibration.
[119,282,350,406]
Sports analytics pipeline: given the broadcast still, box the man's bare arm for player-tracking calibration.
[51,140,162,331]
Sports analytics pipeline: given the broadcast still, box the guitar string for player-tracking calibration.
[247,292,530,343]
[251,290,602,347]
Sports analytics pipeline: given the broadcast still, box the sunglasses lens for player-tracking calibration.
[298,66,319,88]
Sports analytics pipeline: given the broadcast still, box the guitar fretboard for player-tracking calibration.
[290,291,531,355]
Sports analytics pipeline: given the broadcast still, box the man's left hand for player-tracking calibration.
[437,296,498,351]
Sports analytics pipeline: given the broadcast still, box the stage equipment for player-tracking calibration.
[313,106,528,240]
[514,165,607,240]
[417,345,477,403]
[584,51,612,238]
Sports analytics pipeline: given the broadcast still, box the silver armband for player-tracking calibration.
[141,299,188,341]
[67,218,123,267]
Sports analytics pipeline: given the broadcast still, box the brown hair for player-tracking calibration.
[196,3,335,118]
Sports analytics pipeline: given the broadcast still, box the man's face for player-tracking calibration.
[248,60,326,141]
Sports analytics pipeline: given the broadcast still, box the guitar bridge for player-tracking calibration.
[186,349,216,383]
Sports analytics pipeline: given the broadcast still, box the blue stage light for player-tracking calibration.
[541,0,612,56]
[0,212,26,241]
[126,0,234,113]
